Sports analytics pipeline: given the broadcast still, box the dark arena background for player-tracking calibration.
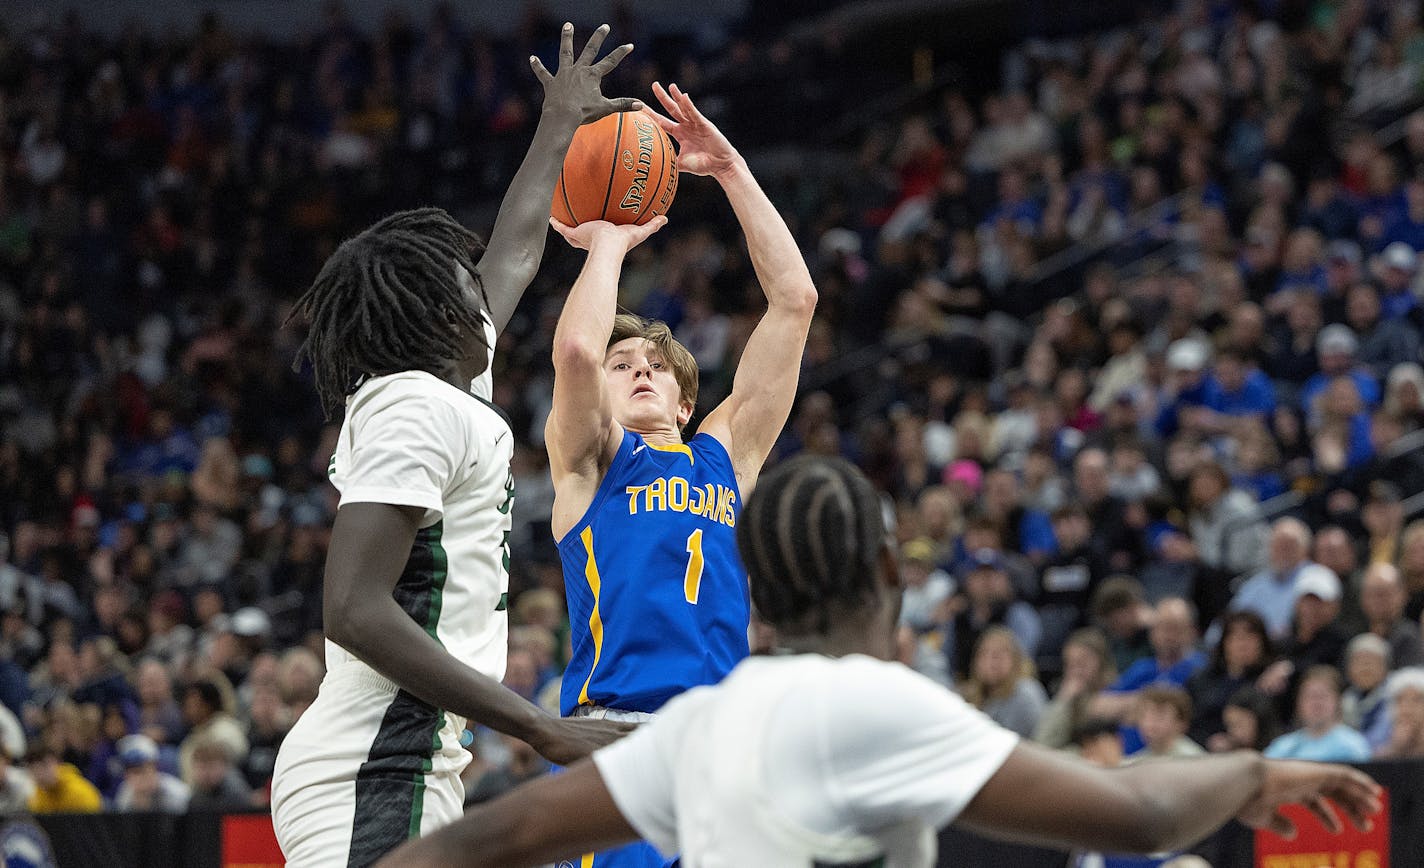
[0,0,1421,866]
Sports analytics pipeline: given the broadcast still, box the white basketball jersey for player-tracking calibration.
[593,654,1018,867]
[326,354,514,682]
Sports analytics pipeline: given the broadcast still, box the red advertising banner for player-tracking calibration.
[1255,789,1390,868]
[222,813,284,868]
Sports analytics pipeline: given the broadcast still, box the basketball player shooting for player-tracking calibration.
[543,82,818,867]
[269,24,641,868]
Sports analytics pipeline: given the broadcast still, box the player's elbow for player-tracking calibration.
[323,588,372,655]
[781,281,818,317]
[552,335,604,375]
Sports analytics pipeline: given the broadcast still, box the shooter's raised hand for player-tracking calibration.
[646,81,742,179]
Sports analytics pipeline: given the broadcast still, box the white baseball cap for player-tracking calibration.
[1167,339,1210,372]
[1384,242,1418,272]
[1294,564,1342,603]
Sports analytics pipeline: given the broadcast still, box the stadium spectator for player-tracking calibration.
[1258,566,1351,711]
[1348,283,1421,379]
[960,626,1047,738]
[945,549,1042,680]
[114,733,190,813]
[1186,611,1274,746]
[1359,562,1424,668]
[1209,688,1283,754]
[1264,666,1371,763]
[1376,668,1424,759]
[177,679,248,784]
[25,744,101,813]
[1225,518,1314,640]
[1070,717,1125,768]
[186,737,254,812]
[1089,576,1153,673]
[1092,597,1206,754]
[1341,634,1393,753]
[896,537,954,687]
[1034,628,1116,749]
[1034,504,1108,671]
[1072,448,1139,570]
[134,658,185,746]
[1399,520,1424,621]
[1185,461,1266,577]
[1128,685,1203,761]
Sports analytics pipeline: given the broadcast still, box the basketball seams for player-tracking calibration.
[558,166,579,225]
[558,111,675,227]
[598,112,625,221]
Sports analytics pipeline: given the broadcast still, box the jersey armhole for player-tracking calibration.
[689,432,741,498]
[554,429,639,547]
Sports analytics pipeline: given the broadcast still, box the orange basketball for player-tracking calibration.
[552,109,678,227]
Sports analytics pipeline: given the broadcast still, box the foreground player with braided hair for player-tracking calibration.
[382,455,1382,868]
[271,24,640,868]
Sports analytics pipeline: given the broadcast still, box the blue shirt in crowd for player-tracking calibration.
[1264,725,1371,763]
[1108,650,1207,754]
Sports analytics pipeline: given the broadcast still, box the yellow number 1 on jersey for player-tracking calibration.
[684,529,705,604]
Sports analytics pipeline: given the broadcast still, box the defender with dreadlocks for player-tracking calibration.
[383,456,1384,868]
[542,81,818,868]
[270,24,638,868]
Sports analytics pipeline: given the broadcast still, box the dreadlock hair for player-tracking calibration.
[737,454,887,636]
[287,208,490,418]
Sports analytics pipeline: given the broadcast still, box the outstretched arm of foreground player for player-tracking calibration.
[377,743,1381,868]
[545,217,666,535]
[323,502,629,765]
[477,23,640,334]
[376,760,634,868]
[647,82,817,493]
[958,742,1382,853]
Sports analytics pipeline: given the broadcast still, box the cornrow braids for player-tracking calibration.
[737,455,886,635]
[286,208,491,418]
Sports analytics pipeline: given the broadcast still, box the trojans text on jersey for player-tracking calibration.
[624,476,737,527]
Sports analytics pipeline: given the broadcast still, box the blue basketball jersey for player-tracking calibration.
[559,429,749,716]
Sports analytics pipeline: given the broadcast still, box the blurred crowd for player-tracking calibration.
[3,0,1424,825]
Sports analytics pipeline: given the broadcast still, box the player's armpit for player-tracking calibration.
[374,760,638,868]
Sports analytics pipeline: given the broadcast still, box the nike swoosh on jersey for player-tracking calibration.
[632,444,647,455]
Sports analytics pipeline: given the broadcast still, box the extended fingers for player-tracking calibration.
[652,81,686,122]
[1303,796,1343,835]
[529,55,553,85]
[668,82,706,121]
[1267,810,1297,840]
[578,23,611,66]
[592,42,634,77]
[559,22,575,67]
[1328,774,1384,831]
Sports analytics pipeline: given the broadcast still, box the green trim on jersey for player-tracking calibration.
[392,521,447,645]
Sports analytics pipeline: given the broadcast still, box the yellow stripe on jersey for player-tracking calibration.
[580,854,595,868]
[646,441,694,464]
[576,527,606,707]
